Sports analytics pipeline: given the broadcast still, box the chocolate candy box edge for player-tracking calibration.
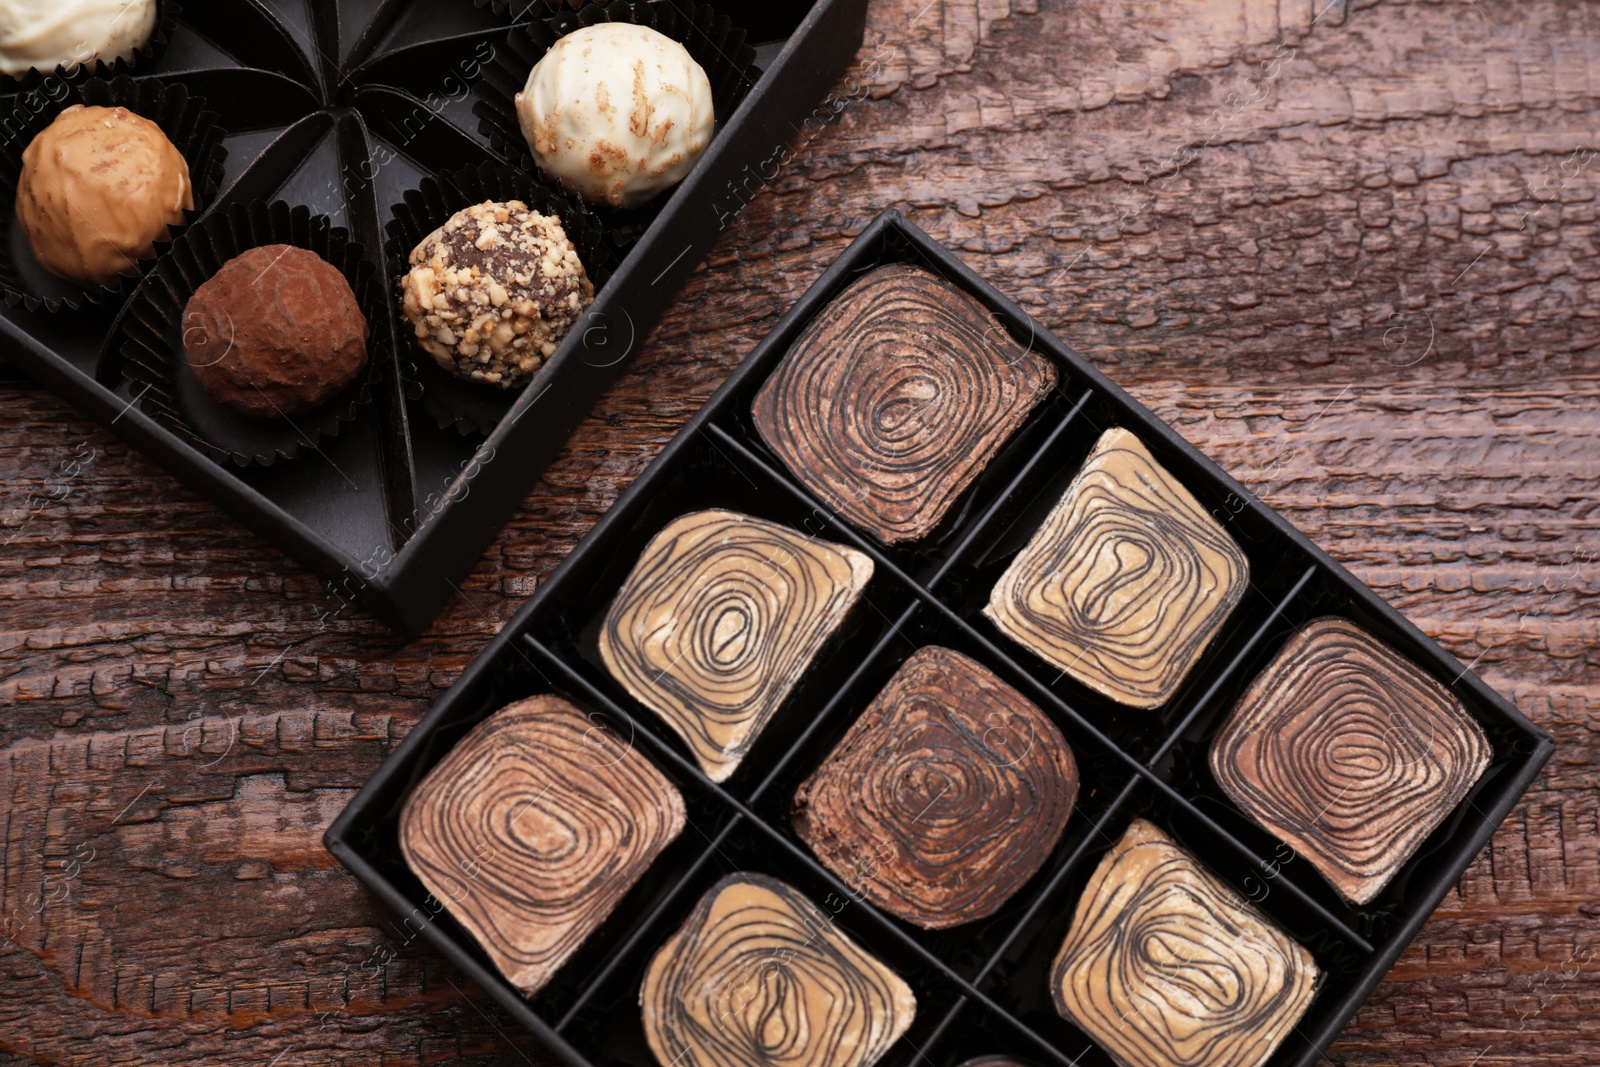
[323,208,1553,1067]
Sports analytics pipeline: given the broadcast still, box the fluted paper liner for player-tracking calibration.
[385,160,614,436]
[0,74,226,313]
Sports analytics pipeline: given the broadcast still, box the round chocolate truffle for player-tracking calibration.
[515,23,714,209]
[399,200,594,389]
[182,245,369,419]
[16,104,192,287]
[0,0,158,77]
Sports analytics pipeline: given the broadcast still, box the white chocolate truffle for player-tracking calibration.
[515,23,714,210]
[0,0,158,77]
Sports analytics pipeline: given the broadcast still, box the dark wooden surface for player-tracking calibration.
[2,0,1597,1063]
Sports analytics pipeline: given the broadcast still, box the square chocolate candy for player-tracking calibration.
[1052,819,1318,1067]
[599,509,873,782]
[1209,617,1492,905]
[642,873,916,1067]
[399,695,686,996]
[752,264,1056,545]
[793,645,1078,929]
[986,428,1249,708]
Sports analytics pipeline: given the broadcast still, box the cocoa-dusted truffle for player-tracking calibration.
[400,200,594,389]
[17,105,191,287]
[182,245,368,418]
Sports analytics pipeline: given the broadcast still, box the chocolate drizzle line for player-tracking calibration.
[641,873,916,1067]
[752,263,1056,545]
[985,427,1249,708]
[1051,819,1319,1067]
[599,510,873,783]
[399,695,686,997]
[793,646,1078,930]
[1209,617,1493,906]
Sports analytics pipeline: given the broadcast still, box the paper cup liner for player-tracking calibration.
[385,161,615,437]
[0,74,226,314]
[473,0,757,243]
[0,0,181,96]
[109,200,385,468]
[474,0,546,21]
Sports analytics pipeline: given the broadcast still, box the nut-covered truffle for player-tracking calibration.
[182,245,369,419]
[0,0,158,77]
[399,200,594,389]
[515,23,714,209]
[16,104,192,287]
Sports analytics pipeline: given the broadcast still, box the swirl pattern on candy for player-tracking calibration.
[641,873,915,1067]
[1209,617,1492,905]
[793,646,1078,929]
[985,427,1248,708]
[752,264,1056,545]
[1052,819,1319,1067]
[599,510,873,783]
[399,695,685,997]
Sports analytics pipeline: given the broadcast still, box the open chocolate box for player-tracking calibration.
[0,0,868,634]
[324,210,1553,1067]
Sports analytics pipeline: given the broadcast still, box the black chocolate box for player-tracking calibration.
[0,0,869,634]
[324,210,1554,1067]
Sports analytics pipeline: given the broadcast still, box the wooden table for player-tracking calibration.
[2,0,1595,1063]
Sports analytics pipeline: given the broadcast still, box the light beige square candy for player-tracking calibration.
[986,428,1248,708]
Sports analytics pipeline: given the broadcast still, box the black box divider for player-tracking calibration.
[337,107,420,540]
[345,26,510,91]
[738,600,920,803]
[520,634,1087,1067]
[179,0,321,86]
[922,386,1098,579]
[553,813,748,1031]
[913,998,970,1067]
[966,776,1145,988]
[699,422,1373,952]
[341,0,431,73]
[1144,563,1320,773]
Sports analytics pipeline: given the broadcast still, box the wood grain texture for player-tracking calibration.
[1,0,1596,1063]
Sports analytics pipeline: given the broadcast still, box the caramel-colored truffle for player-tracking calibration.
[16,105,192,287]
[515,23,714,209]
[182,245,368,418]
[400,200,594,389]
